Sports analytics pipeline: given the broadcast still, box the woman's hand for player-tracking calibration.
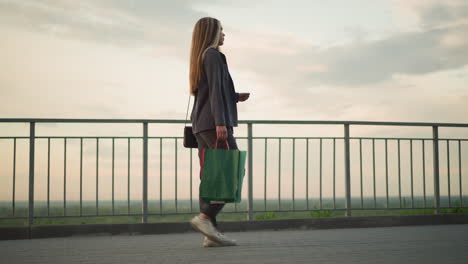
[216,125,228,142]
[238,93,250,102]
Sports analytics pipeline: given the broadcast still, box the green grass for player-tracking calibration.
[1,198,467,227]
[1,207,467,227]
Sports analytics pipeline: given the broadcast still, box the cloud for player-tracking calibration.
[309,24,468,86]
[296,64,329,73]
[389,0,468,29]
[418,1,468,30]
[6,0,465,91]
[220,1,468,105]
[0,0,205,52]
[219,25,468,121]
[4,0,467,84]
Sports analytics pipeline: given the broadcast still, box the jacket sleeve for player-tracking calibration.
[203,49,226,126]
[235,92,240,103]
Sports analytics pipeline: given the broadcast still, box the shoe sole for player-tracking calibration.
[203,237,236,248]
[204,241,236,247]
[203,241,223,248]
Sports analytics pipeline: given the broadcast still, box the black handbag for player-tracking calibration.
[183,95,198,148]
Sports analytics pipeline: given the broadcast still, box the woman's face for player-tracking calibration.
[218,25,225,46]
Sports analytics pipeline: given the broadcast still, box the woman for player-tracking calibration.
[188,17,250,247]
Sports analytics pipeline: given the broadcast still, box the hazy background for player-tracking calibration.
[1,0,467,203]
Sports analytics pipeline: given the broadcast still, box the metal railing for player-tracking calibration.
[0,118,467,226]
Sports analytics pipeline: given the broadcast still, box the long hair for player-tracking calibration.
[189,17,222,96]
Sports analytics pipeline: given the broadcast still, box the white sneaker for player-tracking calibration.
[216,232,237,246]
[203,233,237,247]
[203,231,238,247]
[190,216,221,244]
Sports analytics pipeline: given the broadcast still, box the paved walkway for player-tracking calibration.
[1,224,468,264]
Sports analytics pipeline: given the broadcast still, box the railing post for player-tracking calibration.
[432,126,440,214]
[247,122,254,221]
[142,122,149,223]
[28,122,35,231]
[344,124,352,217]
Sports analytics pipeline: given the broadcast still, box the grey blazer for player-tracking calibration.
[190,47,239,134]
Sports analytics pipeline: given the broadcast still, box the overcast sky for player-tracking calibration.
[1,0,467,204]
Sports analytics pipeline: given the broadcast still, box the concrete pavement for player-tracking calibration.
[1,224,467,264]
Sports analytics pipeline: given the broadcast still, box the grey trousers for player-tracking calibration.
[194,127,238,228]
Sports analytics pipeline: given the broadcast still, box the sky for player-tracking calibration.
[0,0,467,205]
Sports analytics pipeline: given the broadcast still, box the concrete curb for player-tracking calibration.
[2,213,468,241]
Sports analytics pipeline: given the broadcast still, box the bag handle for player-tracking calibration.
[213,138,229,150]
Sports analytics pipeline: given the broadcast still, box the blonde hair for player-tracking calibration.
[189,17,222,96]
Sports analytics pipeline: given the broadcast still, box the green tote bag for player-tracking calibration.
[199,140,247,203]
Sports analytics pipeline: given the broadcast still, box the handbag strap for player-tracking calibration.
[184,94,191,128]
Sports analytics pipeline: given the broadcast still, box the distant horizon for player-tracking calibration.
[1,195,465,203]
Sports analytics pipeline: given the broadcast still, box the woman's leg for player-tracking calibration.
[195,127,238,228]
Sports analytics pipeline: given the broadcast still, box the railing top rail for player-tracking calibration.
[0,118,468,127]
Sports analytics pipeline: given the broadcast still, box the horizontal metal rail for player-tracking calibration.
[0,118,468,127]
